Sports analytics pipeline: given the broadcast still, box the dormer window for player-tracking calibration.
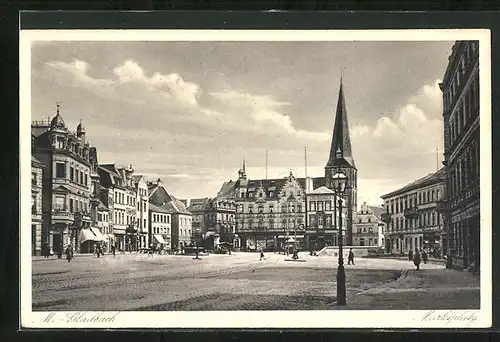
[336,147,342,159]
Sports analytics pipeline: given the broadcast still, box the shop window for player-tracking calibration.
[55,163,66,178]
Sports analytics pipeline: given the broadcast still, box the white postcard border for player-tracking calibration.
[19,28,492,329]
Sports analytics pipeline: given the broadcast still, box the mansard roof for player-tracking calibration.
[217,176,326,200]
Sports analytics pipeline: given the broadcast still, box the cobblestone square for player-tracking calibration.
[32,252,480,311]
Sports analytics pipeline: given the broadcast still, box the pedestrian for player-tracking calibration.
[65,244,73,263]
[413,250,421,270]
[348,248,355,265]
[422,249,428,264]
[408,249,413,262]
[260,249,266,261]
[111,244,116,258]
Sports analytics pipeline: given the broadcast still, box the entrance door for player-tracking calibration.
[53,233,61,255]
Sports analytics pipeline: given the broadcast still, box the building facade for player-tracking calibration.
[353,202,384,248]
[133,175,149,249]
[31,156,45,256]
[149,203,172,250]
[99,164,139,251]
[148,178,193,250]
[381,168,445,257]
[438,40,480,271]
[305,186,346,250]
[32,106,93,255]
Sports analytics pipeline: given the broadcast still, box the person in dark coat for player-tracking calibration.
[348,248,355,265]
[408,249,413,261]
[65,244,73,262]
[260,249,266,261]
[422,250,428,264]
[111,244,116,257]
[413,250,421,270]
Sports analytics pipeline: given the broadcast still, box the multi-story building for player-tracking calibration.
[188,197,236,248]
[148,178,193,250]
[98,164,138,251]
[305,186,345,250]
[216,77,358,251]
[31,156,45,256]
[381,168,445,256]
[148,203,172,250]
[353,202,384,248]
[217,166,309,252]
[133,175,149,249]
[31,105,93,255]
[438,41,480,271]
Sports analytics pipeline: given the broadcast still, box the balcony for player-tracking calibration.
[52,209,74,222]
[403,207,419,218]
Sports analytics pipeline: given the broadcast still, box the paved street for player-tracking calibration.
[32,252,479,311]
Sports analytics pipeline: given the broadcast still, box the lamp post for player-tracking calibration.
[195,227,201,259]
[331,171,348,306]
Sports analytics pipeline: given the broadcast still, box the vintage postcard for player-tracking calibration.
[20,28,492,329]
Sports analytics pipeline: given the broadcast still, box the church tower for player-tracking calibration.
[325,77,358,245]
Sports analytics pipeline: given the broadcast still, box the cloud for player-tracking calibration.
[351,79,444,182]
[43,59,201,107]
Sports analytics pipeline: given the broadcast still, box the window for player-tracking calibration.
[31,195,36,213]
[32,172,37,186]
[325,201,331,211]
[309,214,316,226]
[368,218,371,223]
[69,199,74,212]
[55,163,66,178]
[317,201,324,212]
[325,215,332,227]
[358,218,362,223]
[54,196,65,210]
[309,201,316,211]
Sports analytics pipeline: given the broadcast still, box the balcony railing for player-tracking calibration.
[403,207,419,218]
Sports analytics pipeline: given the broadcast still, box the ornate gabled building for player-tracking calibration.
[215,77,358,251]
[353,202,385,248]
[31,104,94,255]
[147,178,193,250]
[438,41,480,271]
[98,164,139,251]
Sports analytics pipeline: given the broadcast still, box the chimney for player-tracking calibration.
[157,178,162,187]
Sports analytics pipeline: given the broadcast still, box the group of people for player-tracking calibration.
[408,249,428,270]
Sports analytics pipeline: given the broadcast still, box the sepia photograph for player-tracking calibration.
[20,28,491,329]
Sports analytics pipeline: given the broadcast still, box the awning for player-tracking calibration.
[79,229,101,244]
[154,235,166,244]
[90,227,106,241]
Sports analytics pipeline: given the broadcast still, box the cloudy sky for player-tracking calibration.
[30,40,454,206]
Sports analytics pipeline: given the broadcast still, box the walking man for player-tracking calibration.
[413,250,421,270]
[348,248,355,265]
[260,249,266,261]
[111,244,116,258]
[65,244,73,263]
[408,249,413,262]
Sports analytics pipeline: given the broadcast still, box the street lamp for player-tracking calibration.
[195,227,201,259]
[331,170,348,306]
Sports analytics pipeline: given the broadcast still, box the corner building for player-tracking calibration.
[381,169,445,257]
[438,41,480,270]
[32,106,94,255]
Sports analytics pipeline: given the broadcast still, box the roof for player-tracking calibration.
[217,176,326,200]
[308,186,335,195]
[162,199,192,215]
[132,175,143,183]
[149,202,172,214]
[367,205,383,219]
[187,198,210,212]
[326,79,356,169]
[381,168,445,199]
[31,156,45,167]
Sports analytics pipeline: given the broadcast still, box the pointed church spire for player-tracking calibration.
[326,76,356,169]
